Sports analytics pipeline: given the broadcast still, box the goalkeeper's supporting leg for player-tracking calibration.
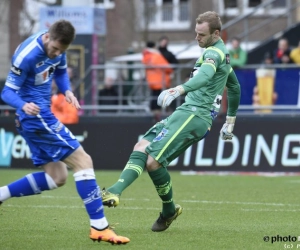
[151,204,183,232]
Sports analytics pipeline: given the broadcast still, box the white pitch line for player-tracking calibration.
[40,195,300,207]
[3,204,300,213]
[4,204,157,210]
[287,180,300,183]
[182,200,300,207]
[241,208,300,212]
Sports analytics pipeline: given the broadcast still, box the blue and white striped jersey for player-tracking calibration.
[4,31,70,110]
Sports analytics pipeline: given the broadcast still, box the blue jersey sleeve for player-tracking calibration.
[2,59,30,109]
[6,62,29,90]
[54,54,71,95]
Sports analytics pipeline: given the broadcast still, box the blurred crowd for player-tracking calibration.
[262,37,300,65]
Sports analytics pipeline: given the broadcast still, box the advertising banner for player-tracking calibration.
[39,6,106,35]
[1,117,300,172]
[236,68,300,105]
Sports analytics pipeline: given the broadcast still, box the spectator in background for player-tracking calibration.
[98,77,119,112]
[67,66,79,99]
[262,51,273,65]
[273,38,292,64]
[158,36,179,112]
[142,41,173,122]
[290,40,300,64]
[158,36,179,66]
[229,37,247,68]
[51,66,79,124]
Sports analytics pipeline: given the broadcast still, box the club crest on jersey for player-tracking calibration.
[11,65,22,76]
[205,57,215,65]
[153,128,168,142]
[36,61,44,68]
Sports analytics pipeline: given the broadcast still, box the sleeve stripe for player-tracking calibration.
[57,64,67,69]
[5,81,20,90]
[202,62,216,72]
[14,39,38,67]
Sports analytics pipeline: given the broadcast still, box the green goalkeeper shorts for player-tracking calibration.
[143,110,210,167]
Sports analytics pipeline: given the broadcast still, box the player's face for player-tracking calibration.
[44,34,69,59]
[195,22,215,48]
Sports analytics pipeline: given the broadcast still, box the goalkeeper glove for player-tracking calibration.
[157,85,185,108]
[220,116,236,140]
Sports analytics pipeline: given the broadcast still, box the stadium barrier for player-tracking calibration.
[0,115,299,172]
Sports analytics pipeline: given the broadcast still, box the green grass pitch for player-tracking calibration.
[1,169,300,250]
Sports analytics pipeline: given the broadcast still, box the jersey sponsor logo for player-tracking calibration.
[205,57,215,65]
[190,67,200,78]
[205,51,219,59]
[7,76,15,82]
[226,54,230,64]
[153,128,168,142]
[35,66,55,85]
[11,65,22,76]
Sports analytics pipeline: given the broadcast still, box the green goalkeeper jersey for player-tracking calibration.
[177,39,241,126]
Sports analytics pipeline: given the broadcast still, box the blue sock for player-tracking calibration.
[73,169,106,221]
[8,172,57,197]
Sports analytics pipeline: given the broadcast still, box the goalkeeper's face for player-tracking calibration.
[195,22,218,48]
[43,33,69,59]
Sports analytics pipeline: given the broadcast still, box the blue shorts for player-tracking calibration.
[15,109,80,166]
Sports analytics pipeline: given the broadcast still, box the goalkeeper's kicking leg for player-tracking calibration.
[102,138,182,232]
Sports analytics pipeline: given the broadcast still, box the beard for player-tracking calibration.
[205,35,214,48]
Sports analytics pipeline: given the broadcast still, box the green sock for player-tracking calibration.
[107,151,147,195]
[148,167,175,218]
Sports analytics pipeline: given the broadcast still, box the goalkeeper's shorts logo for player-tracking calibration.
[211,110,219,119]
[153,128,168,142]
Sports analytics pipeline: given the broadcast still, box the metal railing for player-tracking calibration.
[178,0,297,56]
[1,63,300,117]
[227,0,300,47]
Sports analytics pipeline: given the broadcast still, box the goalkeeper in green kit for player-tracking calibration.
[102,11,241,232]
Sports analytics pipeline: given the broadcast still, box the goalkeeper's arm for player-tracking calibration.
[219,68,241,140]
[157,64,215,107]
[226,68,241,116]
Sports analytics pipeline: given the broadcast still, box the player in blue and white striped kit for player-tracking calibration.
[0,20,129,245]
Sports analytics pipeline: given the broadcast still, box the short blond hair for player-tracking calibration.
[196,11,222,34]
